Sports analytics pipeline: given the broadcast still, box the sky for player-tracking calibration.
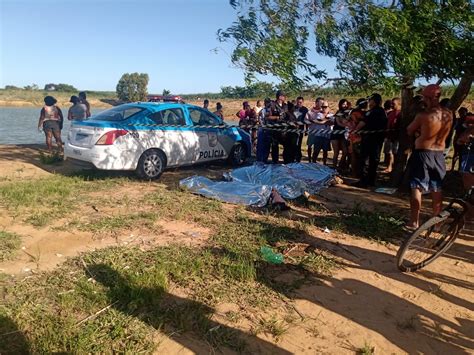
[0,0,339,94]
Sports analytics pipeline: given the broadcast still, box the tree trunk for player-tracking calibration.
[390,81,415,187]
[449,71,473,112]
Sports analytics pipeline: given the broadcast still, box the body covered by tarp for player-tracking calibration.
[179,162,335,207]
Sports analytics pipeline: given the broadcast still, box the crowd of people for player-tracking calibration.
[37,92,91,152]
[209,87,473,229]
[218,90,398,188]
[38,86,473,228]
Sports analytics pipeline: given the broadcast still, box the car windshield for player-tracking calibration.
[92,106,145,121]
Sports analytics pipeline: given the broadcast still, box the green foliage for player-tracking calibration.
[162,88,171,96]
[221,1,473,91]
[23,83,39,90]
[39,151,63,164]
[0,230,21,261]
[116,73,149,102]
[219,0,325,90]
[220,81,275,98]
[44,83,77,92]
[4,85,21,90]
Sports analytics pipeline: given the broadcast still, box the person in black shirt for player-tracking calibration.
[331,99,349,170]
[353,93,388,187]
[267,90,287,164]
[282,101,299,163]
[294,96,308,162]
[451,107,469,171]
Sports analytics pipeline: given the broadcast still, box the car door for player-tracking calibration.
[145,107,195,166]
[187,107,227,163]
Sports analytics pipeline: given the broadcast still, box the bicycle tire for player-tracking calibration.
[397,210,462,272]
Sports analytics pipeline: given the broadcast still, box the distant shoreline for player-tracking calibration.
[0,101,113,108]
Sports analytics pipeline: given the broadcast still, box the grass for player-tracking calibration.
[0,230,21,261]
[39,151,63,165]
[252,315,289,341]
[357,341,375,354]
[0,175,130,228]
[0,174,341,352]
[71,212,161,235]
[1,170,403,353]
[310,204,405,243]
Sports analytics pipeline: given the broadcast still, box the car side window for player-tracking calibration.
[189,108,221,126]
[162,108,185,125]
[147,108,185,126]
[148,111,164,124]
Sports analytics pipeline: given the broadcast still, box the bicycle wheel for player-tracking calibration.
[397,209,463,272]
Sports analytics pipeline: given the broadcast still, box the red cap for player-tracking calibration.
[421,84,441,98]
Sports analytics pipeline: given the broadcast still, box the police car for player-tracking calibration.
[64,102,251,179]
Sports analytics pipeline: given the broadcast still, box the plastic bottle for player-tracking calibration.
[260,246,284,264]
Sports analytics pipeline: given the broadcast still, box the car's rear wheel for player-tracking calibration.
[136,149,166,180]
[228,143,246,166]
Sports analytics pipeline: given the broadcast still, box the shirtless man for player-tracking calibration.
[406,84,453,229]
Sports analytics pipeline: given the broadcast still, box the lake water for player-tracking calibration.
[0,106,241,145]
[0,107,104,145]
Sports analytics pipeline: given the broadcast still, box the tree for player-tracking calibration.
[4,85,21,90]
[116,73,149,102]
[219,1,472,99]
[219,0,473,184]
[44,83,56,91]
[162,89,171,96]
[55,83,77,92]
[23,84,39,90]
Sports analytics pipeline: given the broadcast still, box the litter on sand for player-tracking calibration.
[374,187,398,195]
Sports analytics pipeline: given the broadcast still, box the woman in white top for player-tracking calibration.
[37,96,64,153]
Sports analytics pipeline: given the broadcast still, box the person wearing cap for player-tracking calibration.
[405,84,453,230]
[267,90,287,163]
[353,93,387,187]
[78,91,91,118]
[37,96,64,153]
[68,95,87,120]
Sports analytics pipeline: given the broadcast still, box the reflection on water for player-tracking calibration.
[0,107,104,145]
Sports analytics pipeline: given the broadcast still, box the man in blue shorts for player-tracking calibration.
[406,85,453,229]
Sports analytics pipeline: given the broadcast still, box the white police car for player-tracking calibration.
[64,102,251,179]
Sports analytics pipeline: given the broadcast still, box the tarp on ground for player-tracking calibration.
[179,162,335,207]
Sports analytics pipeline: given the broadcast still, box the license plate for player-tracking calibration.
[76,133,89,141]
[73,149,82,156]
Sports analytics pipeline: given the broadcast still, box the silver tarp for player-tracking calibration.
[179,163,335,207]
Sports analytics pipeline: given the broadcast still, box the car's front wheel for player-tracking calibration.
[228,143,246,166]
[136,149,166,180]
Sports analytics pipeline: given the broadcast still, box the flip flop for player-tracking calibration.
[402,225,417,233]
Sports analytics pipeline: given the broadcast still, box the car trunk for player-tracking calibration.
[68,121,107,148]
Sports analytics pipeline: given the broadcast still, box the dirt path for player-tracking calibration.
[0,145,473,354]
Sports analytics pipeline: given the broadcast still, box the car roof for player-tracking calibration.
[116,102,205,113]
